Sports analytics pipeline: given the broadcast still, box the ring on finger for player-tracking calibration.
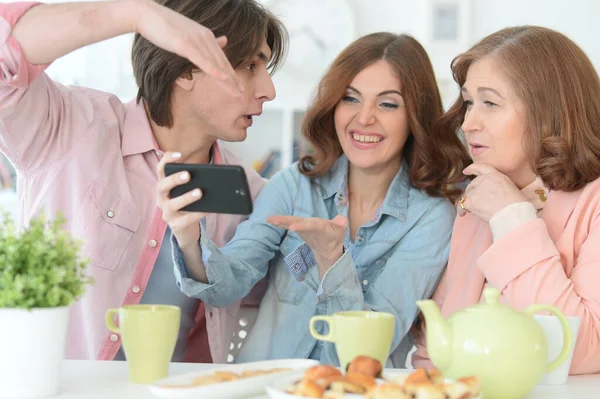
[459,197,466,210]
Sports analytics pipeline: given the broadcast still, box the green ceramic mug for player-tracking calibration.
[309,311,395,370]
[105,305,180,384]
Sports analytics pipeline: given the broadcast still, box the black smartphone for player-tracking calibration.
[164,163,253,215]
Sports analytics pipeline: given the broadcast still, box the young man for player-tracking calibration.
[0,0,287,363]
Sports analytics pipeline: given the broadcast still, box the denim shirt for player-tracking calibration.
[172,155,455,366]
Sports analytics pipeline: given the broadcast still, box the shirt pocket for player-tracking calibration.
[274,235,311,305]
[75,180,141,271]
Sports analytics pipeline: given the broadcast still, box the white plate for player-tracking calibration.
[148,359,319,399]
[265,369,483,399]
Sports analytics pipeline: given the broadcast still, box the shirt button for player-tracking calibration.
[357,235,364,243]
[106,210,114,218]
[155,150,163,157]
[294,263,300,270]
[363,279,369,286]
[110,334,119,342]
[149,239,157,248]
[132,285,140,294]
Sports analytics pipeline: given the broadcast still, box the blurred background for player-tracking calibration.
[1,0,599,197]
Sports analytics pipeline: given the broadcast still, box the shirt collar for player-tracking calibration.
[122,100,159,157]
[121,99,220,164]
[317,155,410,221]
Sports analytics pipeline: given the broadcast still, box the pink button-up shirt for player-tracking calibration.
[413,176,600,375]
[0,2,266,363]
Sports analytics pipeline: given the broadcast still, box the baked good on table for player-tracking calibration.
[346,355,383,378]
[443,376,481,399]
[303,365,344,387]
[160,366,291,388]
[285,355,481,399]
[294,379,326,398]
[365,383,409,399]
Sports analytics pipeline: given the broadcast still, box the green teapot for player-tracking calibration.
[417,287,573,399]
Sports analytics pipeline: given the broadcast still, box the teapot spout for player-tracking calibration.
[417,299,453,371]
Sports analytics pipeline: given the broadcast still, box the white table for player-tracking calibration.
[49,360,599,399]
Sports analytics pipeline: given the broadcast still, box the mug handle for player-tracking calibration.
[105,308,121,334]
[524,304,573,372]
[309,315,335,342]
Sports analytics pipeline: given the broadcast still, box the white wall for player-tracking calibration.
[229,0,600,170]
[6,0,600,171]
[473,0,600,69]
[29,0,600,104]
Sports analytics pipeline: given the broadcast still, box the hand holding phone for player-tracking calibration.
[164,163,253,215]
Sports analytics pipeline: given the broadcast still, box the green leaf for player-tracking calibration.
[0,210,93,309]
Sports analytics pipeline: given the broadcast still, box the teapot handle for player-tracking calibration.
[524,304,573,372]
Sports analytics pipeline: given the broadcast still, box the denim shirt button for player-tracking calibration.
[357,235,365,243]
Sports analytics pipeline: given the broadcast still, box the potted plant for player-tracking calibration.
[0,211,92,398]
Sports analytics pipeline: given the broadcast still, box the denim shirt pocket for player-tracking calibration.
[274,234,312,305]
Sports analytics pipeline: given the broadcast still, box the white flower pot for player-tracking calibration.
[0,306,70,398]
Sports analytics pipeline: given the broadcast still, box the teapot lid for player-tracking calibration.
[483,287,501,304]
[463,286,516,315]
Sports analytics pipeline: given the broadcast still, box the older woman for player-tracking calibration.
[413,26,600,375]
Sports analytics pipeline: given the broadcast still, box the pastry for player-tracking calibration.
[213,371,240,381]
[426,369,444,385]
[408,384,446,399]
[346,355,383,378]
[365,383,410,399]
[404,368,432,386]
[190,374,228,386]
[304,365,344,386]
[345,371,377,390]
[328,379,366,395]
[443,382,472,399]
[285,357,481,399]
[293,379,326,398]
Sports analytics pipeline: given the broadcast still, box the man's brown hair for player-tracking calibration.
[132,0,287,127]
[441,26,600,191]
[300,32,469,202]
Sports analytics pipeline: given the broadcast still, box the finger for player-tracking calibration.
[267,215,305,229]
[289,218,327,233]
[464,176,483,195]
[156,151,182,180]
[205,48,245,96]
[457,201,467,217]
[457,195,471,217]
[330,215,349,229]
[196,33,243,96]
[209,35,244,92]
[187,44,241,98]
[215,35,227,49]
[463,163,497,177]
[193,53,243,98]
[156,170,191,207]
[165,188,203,215]
[170,212,207,233]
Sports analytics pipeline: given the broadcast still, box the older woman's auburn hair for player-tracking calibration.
[442,25,600,192]
[299,32,470,202]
